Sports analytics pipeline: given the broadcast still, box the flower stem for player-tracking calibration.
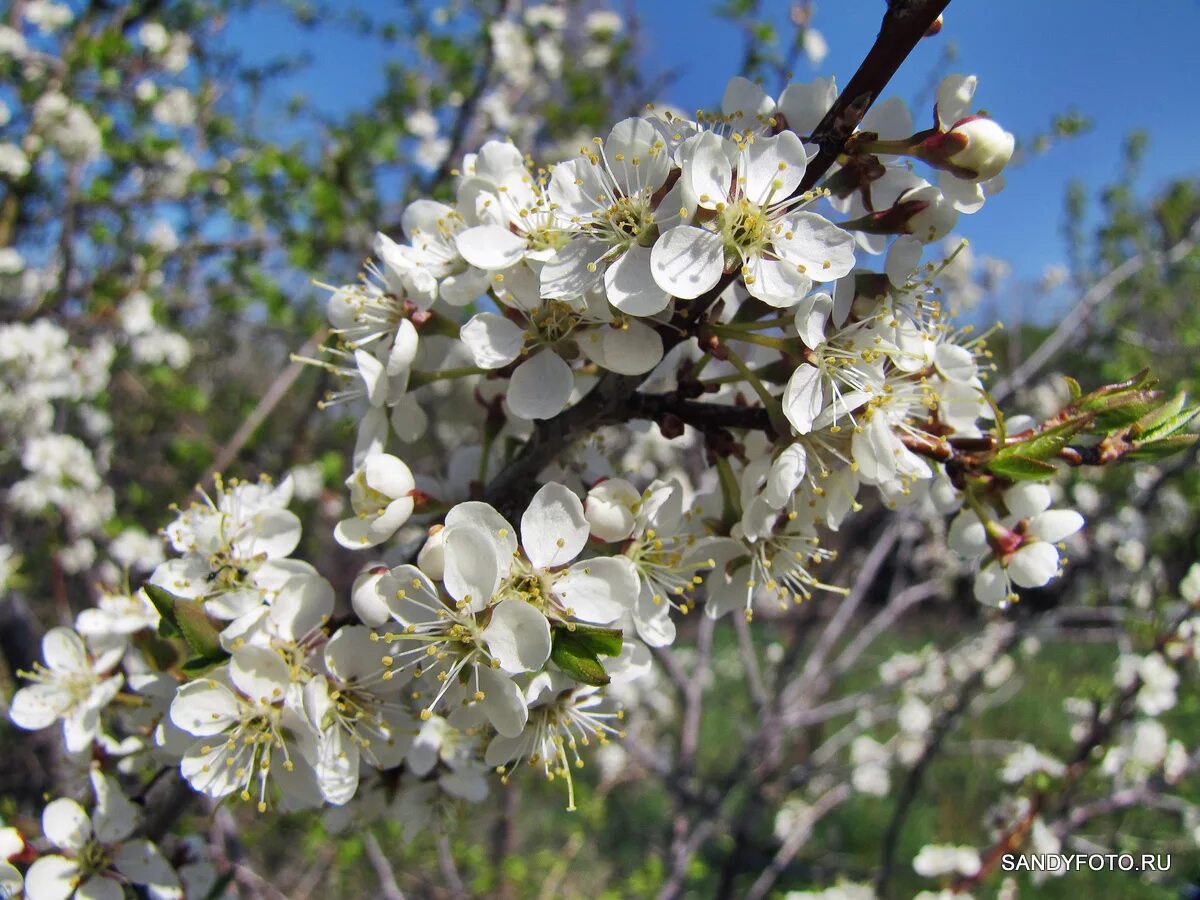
[724,347,790,438]
[408,366,490,387]
[706,323,794,353]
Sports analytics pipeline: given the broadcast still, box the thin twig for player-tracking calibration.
[991,221,1200,403]
[203,327,328,482]
[744,784,852,900]
[436,832,467,899]
[363,830,407,900]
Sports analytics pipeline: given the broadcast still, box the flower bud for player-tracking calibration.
[902,183,959,243]
[584,478,640,542]
[944,116,1014,181]
[351,565,391,626]
[417,525,446,580]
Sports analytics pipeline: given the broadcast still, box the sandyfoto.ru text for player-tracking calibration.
[1002,853,1172,873]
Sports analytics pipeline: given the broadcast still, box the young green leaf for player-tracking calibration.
[987,454,1059,481]
[551,632,611,687]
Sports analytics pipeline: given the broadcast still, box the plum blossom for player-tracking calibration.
[543,117,678,315]
[9,628,123,753]
[374,564,548,736]
[334,452,416,548]
[24,770,181,900]
[652,130,855,306]
[483,671,624,810]
[169,644,323,810]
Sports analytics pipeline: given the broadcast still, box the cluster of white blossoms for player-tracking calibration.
[7,30,1198,889]
[0,0,206,601]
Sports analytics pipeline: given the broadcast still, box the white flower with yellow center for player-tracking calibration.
[442,483,640,626]
[24,770,181,900]
[454,141,567,271]
[169,645,323,811]
[651,130,855,306]
[460,263,663,419]
[149,475,307,621]
[334,452,416,549]
[374,563,547,737]
[543,117,679,315]
[303,625,415,805]
[374,200,490,308]
[484,671,625,811]
[9,627,123,754]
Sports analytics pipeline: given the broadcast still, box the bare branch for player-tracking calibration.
[363,831,407,900]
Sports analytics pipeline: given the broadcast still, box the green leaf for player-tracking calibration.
[1125,434,1198,461]
[143,583,224,659]
[145,583,183,638]
[987,454,1059,481]
[1131,391,1187,438]
[1063,375,1082,402]
[551,632,611,687]
[1142,402,1200,441]
[180,651,231,676]
[999,417,1089,461]
[1088,392,1161,431]
[561,624,623,659]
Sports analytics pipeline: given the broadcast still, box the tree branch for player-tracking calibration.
[794,0,950,197]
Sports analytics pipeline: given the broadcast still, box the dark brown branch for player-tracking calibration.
[628,392,773,435]
[795,0,950,196]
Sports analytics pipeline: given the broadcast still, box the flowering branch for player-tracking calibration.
[480,0,951,520]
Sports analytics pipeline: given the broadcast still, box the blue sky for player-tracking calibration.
[226,0,1200,297]
[637,0,1200,285]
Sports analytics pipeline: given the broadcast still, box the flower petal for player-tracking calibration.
[685,132,734,208]
[476,666,528,738]
[605,116,670,197]
[554,556,638,624]
[506,351,573,421]
[521,482,589,570]
[604,244,670,316]
[721,76,775,134]
[455,224,527,270]
[1008,542,1060,589]
[742,130,807,202]
[111,839,183,899]
[540,238,606,299]
[650,226,724,300]
[774,211,856,282]
[90,770,140,844]
[230,645,290,705]
[25,856,81,900]
[460,312,525,369]
[76,875,124,900]
[42,627,88,673]
[885,235,923,288]
[169,678,240,737]
[42,798,91,852]
[481,599,552,674]
[579,319,664,376]
[782,363,824,434]
[777,77,836,135]
[10,683,71,730]
[1028,510,1084,544]
[936,74,977,130]
[441,527,501,611]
